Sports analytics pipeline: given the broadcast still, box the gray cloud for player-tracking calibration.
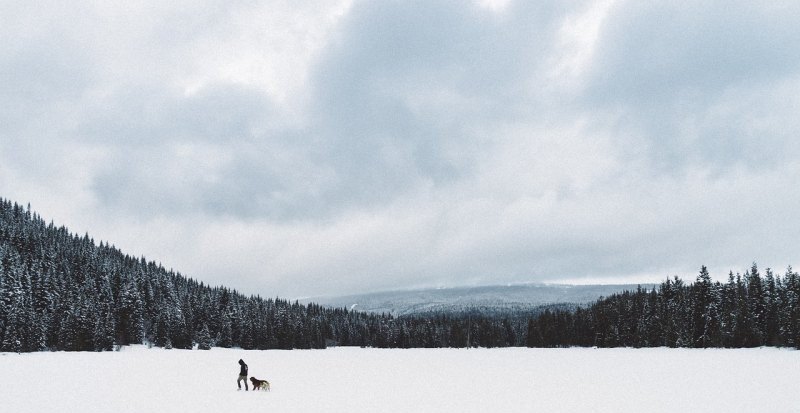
[584,2,800,169]
[3,0,800,297]
[300,1,591,216]
[589,3,800,101]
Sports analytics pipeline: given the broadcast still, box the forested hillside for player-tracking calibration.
[2,198,798,352]
[0,199,394,352]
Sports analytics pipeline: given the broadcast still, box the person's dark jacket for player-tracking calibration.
[239,359,248,376]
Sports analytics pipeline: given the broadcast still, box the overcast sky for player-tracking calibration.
[3,0,800,298]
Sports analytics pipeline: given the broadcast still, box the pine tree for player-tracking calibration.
[746,263,766,345]
[218,311,233,348]
[0,245,11,351]
[719,272,738,347]
[781,267,800,348]
[0,250,35,352]
[763,268,780,346]
[733,272,755,347]
[94,311,116,351]
[93,273,116,351]
[117,275,144,345]
[196,323,212,350]
[692,266,719,347]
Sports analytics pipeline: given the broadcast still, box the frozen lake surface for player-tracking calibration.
[1,346,797,412]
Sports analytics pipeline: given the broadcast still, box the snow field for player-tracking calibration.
[1,346,797,413]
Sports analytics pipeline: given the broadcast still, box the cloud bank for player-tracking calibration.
[2,0,800,297]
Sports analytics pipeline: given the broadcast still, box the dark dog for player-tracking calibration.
[249,377,270,391]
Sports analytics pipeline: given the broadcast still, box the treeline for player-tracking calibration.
[2,198,799,351]
[0,198,586,351]
[351,266,800,350]
[525,265,800,349]
[0,199,396,352]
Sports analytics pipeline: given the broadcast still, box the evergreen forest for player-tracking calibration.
[1,198,798,352]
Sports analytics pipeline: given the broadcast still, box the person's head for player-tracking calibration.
[239,359,244,365]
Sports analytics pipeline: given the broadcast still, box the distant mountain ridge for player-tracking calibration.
[303,283,653,316]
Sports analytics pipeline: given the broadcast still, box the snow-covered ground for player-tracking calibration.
[1,346,797,413]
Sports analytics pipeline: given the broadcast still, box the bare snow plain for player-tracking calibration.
[1,346,797,413]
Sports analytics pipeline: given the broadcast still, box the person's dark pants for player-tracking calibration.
[238,375,248,390]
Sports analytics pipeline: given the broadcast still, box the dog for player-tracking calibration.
[249,376,270,391]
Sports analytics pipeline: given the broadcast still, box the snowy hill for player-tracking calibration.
[303,283,651,316]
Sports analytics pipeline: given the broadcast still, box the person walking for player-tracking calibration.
[237,359,249,391]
